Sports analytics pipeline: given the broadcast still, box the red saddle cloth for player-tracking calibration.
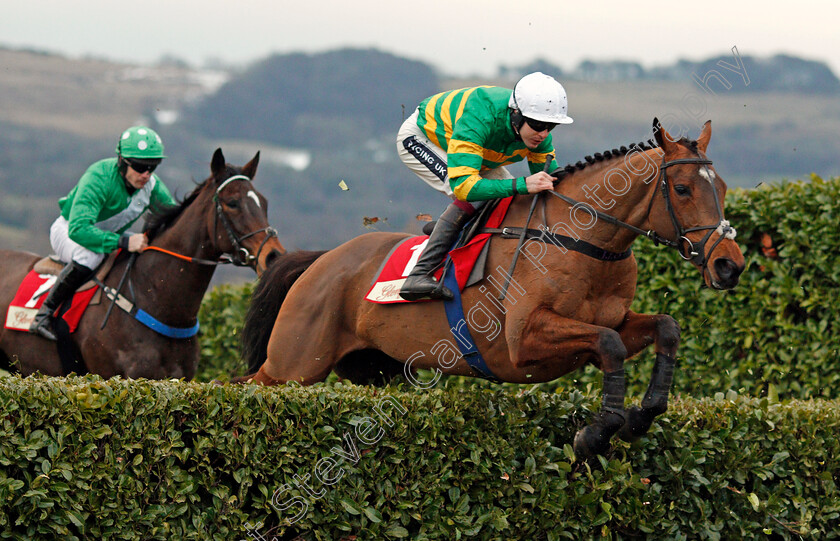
[5,271,98,333]
[366,197,513,304]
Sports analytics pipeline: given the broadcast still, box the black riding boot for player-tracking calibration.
[29,261,93,341]
[399,202,473,301]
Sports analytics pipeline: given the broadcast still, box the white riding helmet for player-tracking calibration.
[508,72,574,125]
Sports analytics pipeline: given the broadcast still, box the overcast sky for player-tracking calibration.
[2,0,839,77]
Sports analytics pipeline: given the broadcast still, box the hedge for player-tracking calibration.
[196,282,255,384]
[0,376,837,540]
[196,175,840,400]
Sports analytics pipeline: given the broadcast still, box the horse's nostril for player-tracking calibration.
[714,258,742,283]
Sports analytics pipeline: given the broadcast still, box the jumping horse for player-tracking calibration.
[0,148,285,380]
[240,119,745,458]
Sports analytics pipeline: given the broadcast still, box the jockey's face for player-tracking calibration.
[123,160,156,189]
[519,120,552,150]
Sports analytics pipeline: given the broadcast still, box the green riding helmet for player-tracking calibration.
[116,126,166,159]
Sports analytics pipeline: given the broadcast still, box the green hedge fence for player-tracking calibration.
[0,376,837,540]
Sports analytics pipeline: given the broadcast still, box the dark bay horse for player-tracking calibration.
[241,119,745,458]
[0,148,285,379]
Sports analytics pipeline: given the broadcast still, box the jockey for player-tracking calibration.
[29,126,177,341]
[396,72,573,301]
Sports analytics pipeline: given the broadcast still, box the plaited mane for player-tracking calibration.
[552,136,700,180]
[551,139,659,180]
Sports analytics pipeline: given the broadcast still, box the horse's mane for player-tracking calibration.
[551,139,657,180]
[552,135,702,180]
[142,179,206,242]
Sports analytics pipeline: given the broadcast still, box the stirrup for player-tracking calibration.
[399,275,453,301]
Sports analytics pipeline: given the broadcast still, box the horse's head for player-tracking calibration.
[209,148,286,275]
[648,118,745,289]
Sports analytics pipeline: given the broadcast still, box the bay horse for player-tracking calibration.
[240,119,745,458]
[0,148,285,380]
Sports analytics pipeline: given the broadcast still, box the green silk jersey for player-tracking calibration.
[58,158,176,253]
[416,85,559,202]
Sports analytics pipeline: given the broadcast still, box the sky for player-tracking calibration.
[2,0,839,77]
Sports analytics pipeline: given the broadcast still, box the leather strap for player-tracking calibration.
[483,227,632,262]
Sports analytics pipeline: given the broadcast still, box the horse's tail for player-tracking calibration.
[241,250,326,373]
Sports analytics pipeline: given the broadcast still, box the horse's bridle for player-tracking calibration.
[648,157,737,270]
[544,154,737,273]
[212,174,279,268]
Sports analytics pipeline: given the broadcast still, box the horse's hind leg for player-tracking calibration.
[246,365,286,386]
[614,311,681,441]
[246,351,335,386]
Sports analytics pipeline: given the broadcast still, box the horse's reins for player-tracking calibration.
[100,252,137,329]
[141,246,220,266]
[548,155,736,267]
[497,155,552,299]
[494,152,737,300]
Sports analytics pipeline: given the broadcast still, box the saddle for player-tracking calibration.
[365,198,510,304]
[31,252,120,294]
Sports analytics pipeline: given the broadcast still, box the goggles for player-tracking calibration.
[524,118,557,133]
[124,158,158,174]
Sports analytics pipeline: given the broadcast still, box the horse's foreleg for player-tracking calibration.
[615,311,680,441]
[518,308,627,459]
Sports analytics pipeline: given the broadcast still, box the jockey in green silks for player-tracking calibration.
[29,126,176,341]
[396,72,573,301]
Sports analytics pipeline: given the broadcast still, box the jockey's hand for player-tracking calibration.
[127,233,148,252]
[525,172,555,194]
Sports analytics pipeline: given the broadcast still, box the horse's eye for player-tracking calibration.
[225,199,240,209]
[674,185,691,196]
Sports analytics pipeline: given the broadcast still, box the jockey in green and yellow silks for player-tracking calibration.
[396,72,573,300]
[416,85,559,201]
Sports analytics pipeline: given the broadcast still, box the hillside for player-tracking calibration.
[503,52,840,93]
[1,47,839,270]
[180,48,441,149]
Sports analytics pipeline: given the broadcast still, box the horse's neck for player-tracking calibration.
[539,151,660,252]
[131,199,217,320]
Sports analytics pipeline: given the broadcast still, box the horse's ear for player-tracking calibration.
[696,120,712,153]
[652,117,674,153]
[242,151,260,181]
[211,148,226,177]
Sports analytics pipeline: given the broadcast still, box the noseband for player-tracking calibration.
[213,175,278,268]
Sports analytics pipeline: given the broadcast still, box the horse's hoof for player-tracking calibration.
[617,406,653,442]
[573,425,610,459]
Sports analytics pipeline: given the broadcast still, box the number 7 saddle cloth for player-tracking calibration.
[5,271,98,332]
